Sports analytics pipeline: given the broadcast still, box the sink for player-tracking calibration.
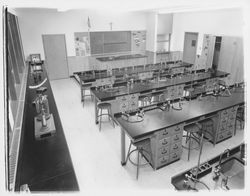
[217,157,245,189]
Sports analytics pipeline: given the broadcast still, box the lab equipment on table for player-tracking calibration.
[32,85,56,140]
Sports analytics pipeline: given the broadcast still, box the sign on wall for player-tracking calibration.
[74,32,91,56]
[131,30,146,52]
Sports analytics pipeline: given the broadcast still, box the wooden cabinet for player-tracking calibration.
[144,123,184,169]
[216,105,239,143]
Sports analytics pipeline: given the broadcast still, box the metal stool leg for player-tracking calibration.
[99,109,102,131]
[108,107,115,128]
[188,132,191,161]
[125,142,132,164]
[136,148,140,180]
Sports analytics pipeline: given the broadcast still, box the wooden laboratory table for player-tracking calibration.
[91,70,229,124]
[15,65,79,191]
[114,89,244,166]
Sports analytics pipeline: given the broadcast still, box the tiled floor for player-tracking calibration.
[50,78,244,191]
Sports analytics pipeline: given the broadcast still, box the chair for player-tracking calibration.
[182,123,203,161]
[126,138,152,179]
[97,102,115,131]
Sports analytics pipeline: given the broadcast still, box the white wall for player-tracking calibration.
[171,8,244,53]
[157,13,173,34]
[15,8,147,60]
[146,12,157,52]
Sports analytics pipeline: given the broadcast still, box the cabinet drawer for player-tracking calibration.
[169,151,181,162]
[217,133,224,142]
[171,133,182,144]
[158,128,172,140]
[228,106,239,115]
[157,146,170,158]
[157,155,170,168]
[158,137,171,148]
[172,124,184,135]
[224,130,233,138]
[220,110,229,119]
[170,142,182,153]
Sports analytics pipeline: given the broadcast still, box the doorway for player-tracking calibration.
[182,32,198,64]
[42,34,69,80]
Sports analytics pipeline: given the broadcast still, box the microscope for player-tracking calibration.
[33,86,56,140]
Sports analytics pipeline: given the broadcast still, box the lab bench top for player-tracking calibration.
[15,66,79,191]
[115,89,244,141]
[90,70,229,102]
[96,53,147,62]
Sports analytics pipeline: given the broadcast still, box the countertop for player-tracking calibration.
[96,53,147,62]
[15,65,79,191]
[115,89,244,140]
[91,70,229,102]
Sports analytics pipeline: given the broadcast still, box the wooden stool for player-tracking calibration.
[97,102,115,131]
[182,123,202,161]
[126,139,152,180]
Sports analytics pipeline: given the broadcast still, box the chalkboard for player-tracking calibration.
[90,31,131,55]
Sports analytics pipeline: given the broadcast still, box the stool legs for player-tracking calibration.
[188,133,191,161]
[99,108,102,131]
[136,148,140,180]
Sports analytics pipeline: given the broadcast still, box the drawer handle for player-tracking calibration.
[174,136,179,141]
[162,140,169,145]
[175,127,180,132]
[163,132,169,136]
[161,150,168,154]
[161,160,167,164]
[172,155,178,159]
[173,145,179,150]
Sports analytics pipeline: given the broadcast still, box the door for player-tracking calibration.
[182,32,198,64]
[42,34,69,80]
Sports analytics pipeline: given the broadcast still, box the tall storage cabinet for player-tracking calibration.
[217,36,244,85]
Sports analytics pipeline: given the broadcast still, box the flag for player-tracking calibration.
[87,17,91,29]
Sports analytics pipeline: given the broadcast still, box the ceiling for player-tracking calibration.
[4,0,248,13]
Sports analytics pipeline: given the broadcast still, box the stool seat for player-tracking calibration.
[184,123,201,133]
[97,102,112,109]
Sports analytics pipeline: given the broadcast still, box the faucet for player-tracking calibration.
[213,149,230,180]
[218,149,230,167]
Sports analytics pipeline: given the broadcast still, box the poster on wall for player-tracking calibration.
[131,30,146,52]
[74,32,91,56]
